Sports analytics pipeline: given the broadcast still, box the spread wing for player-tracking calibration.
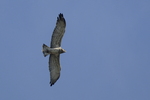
[49,54,61,86]
[50,13,66,48]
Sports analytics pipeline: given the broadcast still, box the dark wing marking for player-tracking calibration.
[50,13,66,48]
[49,54,61,86]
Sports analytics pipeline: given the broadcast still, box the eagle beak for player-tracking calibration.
[63,49,66,53]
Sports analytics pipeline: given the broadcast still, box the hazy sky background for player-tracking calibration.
[1,0,150,100]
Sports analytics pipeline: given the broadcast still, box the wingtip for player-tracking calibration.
[50,82,54,86]
[59,13,64,17]
[57,13,64,20]
[56,13,66,27]
[50,84,53,86]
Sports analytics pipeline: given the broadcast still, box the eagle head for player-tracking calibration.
[60,49,66,54]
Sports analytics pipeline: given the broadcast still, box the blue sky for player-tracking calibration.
[0,0,150,100]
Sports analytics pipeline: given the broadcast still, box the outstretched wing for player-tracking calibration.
[49,54,61,86]
[50,13,66,48]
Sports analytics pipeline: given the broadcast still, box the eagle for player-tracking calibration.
[42,13,66,86]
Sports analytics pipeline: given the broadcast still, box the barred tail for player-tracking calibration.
[42,44,50,57]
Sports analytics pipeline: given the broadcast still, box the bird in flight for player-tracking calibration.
[42,13,66,86]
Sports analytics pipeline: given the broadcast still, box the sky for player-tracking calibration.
[0,0,150,100]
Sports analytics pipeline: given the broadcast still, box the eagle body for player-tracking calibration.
[43,44,66,57]
[42,13,66,86]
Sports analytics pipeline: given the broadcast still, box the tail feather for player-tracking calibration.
[42,44,50,57]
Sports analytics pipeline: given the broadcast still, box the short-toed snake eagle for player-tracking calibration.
[42,13,66,86]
